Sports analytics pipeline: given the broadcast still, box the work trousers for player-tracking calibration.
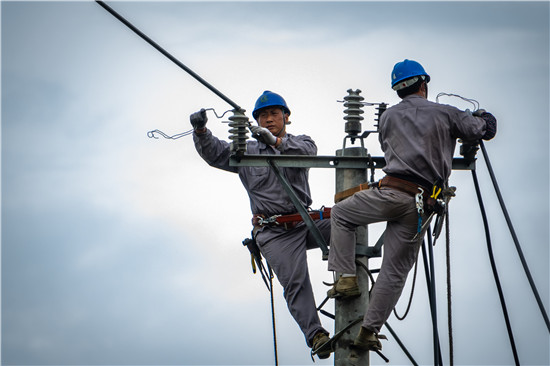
[255,219,331,347]
[328,187,422,333]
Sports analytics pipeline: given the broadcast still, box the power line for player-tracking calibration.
[95,1,242,111]
[480,141,550,332]
[472,169,520,365]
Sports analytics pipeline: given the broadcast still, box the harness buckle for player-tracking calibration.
[257,215,281,226]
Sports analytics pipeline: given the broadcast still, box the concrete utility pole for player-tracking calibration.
[334,145,370,366]
[332,89,371,366]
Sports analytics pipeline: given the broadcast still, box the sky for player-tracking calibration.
[1,1,549,365]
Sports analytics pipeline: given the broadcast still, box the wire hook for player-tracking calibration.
[436,92,480,111]
[147,129,194,139]
[147,107,236,140]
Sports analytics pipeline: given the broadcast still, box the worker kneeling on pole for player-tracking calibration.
[327,59,497,351]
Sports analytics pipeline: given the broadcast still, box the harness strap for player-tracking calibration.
[379,175,431,198]
[253,207,332,229]
[334,175,431,203]
[334,183,373,203]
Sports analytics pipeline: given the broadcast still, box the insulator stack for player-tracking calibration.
[228,109,249,157]
[374,102,387,130]
[343,89,364,137]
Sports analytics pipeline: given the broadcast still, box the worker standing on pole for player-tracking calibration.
[190,91,332,359]
[326,59,497,352]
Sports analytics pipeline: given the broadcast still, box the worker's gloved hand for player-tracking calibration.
[190,109,208,130]
[472,109,487,117]
[250,125,278,145]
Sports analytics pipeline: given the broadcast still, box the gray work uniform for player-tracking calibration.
[328,94,490,333]
[194,129,330,347]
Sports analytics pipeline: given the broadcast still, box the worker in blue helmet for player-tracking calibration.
[327,59,497,352]
[190,90,332,359]
[391,59,430,92]
[248,91,291,146]
[252,90,291,120]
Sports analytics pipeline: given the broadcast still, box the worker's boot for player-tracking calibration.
[353,326,386,351]
[311,331,331,359]
[326,275,360,299]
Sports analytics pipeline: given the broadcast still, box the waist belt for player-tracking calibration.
[334,175,430,203]
[334,182,375,203]
[379,175,430,198]
[252,207,331,230]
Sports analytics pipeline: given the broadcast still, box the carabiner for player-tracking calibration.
[415,187,424,215]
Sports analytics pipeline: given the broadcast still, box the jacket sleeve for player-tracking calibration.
[277,134,318,156]
[449,107,490,142]
[193,129,238,173]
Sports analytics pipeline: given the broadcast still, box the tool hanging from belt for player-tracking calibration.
[242,236,271,290]
[253,207,332,230]
[333,174,456,243]
[414,180,456,242]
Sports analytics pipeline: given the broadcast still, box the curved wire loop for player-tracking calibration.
[147,129,194,139]
[435,92,480,111]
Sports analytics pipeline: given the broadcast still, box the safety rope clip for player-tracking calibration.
[258,215,280,226]
[415,187,424,215]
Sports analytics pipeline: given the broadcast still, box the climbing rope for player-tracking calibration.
[267,263,279,366]
[393,257,419,321]
[445,205,454,366]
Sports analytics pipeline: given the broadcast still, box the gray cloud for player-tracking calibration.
[2,1,548,365]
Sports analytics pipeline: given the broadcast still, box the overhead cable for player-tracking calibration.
[95,1,242,111]
[480,141,550,332]
[472,169,520,365]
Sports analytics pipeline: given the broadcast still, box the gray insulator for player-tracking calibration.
[343,89,364,136]
[228,110,249,157]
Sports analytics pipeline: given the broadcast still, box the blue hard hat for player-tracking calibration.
[252,91,291,120]
[391,59,430,90]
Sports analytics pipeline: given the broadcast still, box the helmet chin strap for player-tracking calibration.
[278,109,289,137]
[424,82,429,99]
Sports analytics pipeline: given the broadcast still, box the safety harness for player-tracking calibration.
[252,207,332,230]
[333,175,456,242]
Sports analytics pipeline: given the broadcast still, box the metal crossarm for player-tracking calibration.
[230,155,475,170]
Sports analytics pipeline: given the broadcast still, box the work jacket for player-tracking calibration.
[194,129,317,217]
[379,94,488,186]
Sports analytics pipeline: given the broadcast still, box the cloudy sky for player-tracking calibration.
[2,1,549,365]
